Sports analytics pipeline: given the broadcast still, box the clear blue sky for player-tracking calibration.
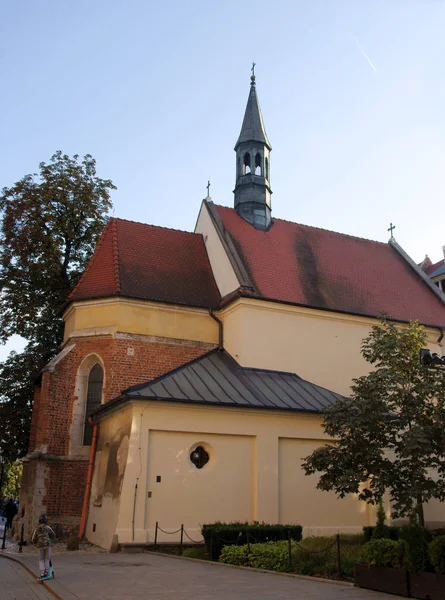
[1,0,445,359]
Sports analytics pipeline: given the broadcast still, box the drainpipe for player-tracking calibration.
[78,418,99,540]
[209,309,223,350]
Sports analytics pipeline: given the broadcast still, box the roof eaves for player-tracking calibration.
[389,238,445,306]
[204,200,255,290]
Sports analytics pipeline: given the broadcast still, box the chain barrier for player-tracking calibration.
[153,524,344,576]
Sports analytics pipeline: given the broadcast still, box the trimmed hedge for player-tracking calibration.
[219,540,296,572]
[293,535,364,578]
[202,522,302,560]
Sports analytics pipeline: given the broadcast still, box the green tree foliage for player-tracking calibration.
[302,319,445,527]
[0,152,115,460]
[1,460,23,499]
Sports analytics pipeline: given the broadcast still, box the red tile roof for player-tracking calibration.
[215,205,445,327]
[69,218,220,308]
[424,259,444,276]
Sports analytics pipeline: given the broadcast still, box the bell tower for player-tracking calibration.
[234,66,272,230]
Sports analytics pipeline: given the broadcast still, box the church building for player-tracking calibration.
[20,72,445,549]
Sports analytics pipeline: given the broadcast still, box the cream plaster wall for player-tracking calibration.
[96,400,374,548]
[194,201,240,298]
[220,299,444,397]
[63,298,219,345]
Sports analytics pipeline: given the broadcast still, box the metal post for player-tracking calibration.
[18,524,24,553]
[154,521,158,548]
[288,530,292,569]
[246,529,250,554]
[1,522,6,549]
[336,533,341,578]
[210,531,213,560]
[0,461,4,497]
[180,524,184,556]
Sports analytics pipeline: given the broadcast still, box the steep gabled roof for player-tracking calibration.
[429,261,445,279]
[69,218,220,309]
[94,349,342,417]
[213,204,445,328]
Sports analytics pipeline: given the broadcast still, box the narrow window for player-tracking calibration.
[83,364,103,445]
[265,157,269,179]
[255,153,262,175]
[243,152,251,174]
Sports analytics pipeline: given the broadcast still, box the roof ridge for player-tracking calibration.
[111,219,121,294]
[113,216,199,237]
[214,204,389,247]
[67,218,116,301]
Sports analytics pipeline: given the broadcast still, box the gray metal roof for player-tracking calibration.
[123,350,343,413]
[235,78,271,150]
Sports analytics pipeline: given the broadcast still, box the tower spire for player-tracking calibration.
[233,67,272,230]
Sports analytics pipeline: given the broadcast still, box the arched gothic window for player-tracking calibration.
[255,153,262,175]
[243,152,251,174]
[83,364,104,445]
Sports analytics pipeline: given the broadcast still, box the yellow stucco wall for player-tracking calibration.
[85,401,374,549]
[219,298,444,397]
[63,298,219,345]
[194,201,240,298]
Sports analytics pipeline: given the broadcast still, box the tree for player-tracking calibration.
[302,319,445,527]
[1,460,23,499]
[0,151,115,460]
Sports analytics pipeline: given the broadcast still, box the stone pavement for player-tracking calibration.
[1,550,407,600]
[0,556,54,600]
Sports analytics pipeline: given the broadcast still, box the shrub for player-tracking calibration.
[372,502,390,540]
[399,524,430,573]
[219,540,296,572]
[182,547,210,560]
[292,535,364,578]
[363,525,400,542]
[361,539,405,568]
[201,522,302,560]
[429,535,445,575]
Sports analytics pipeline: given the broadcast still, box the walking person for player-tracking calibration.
[32,514,55,579]
[3,498,17,530]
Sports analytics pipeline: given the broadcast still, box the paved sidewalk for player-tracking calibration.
[1,550,407,600]
[0,556,54,600]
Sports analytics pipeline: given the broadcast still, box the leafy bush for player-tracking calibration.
[292,535,364,578]
[219,540,296,572]
[429,535,445,575]
[363,525,400,542]
[361,539,405,568]
[202,522,302,560]
[399,524,430,573]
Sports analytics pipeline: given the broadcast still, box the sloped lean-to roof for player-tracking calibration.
[94,349,343,415]
[211,203,445,328]
[69,217,221,309]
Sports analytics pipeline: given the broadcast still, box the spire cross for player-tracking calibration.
[206,180,211,197]
[251,62,256,77]
[388,222,396,238]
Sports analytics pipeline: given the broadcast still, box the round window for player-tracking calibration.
[190,445,210,469]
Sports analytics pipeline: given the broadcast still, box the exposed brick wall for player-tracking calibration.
[29,385,41,452]
[44,460,89,517]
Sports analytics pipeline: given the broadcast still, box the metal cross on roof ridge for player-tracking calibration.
[388,222,396,238]
[206,180,211,197]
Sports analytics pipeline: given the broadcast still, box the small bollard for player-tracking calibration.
[336,533,341,578]
[18,524,24,553]
[1,522,7,550]
[180,524,184,556]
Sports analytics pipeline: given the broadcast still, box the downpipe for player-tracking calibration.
[78,418,99,540]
